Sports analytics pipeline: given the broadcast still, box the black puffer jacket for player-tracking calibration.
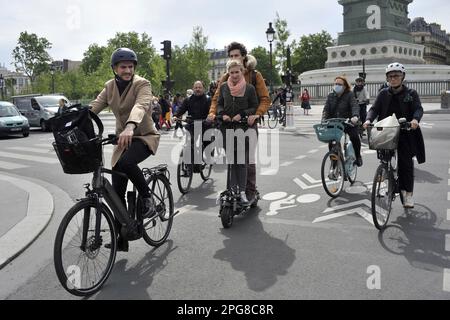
[175,94,211,120]
[322,90,359,120]
[367,85,426,164]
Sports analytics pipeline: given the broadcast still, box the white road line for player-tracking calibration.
[448,192,450,201]
[308,149,319,154]
[280,161,294,167]
[0,151,59,164]
[446,235,450,252]
[444,269,450,292]
[8,147,54,154]
[448,179,450,186]
[0,160,28,170]
[261,169,278,176]
[447,209,450,221]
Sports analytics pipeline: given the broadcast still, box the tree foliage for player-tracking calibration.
[12,31,52,83]
[291,31,333,74]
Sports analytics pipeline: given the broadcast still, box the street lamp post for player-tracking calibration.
[50,65,55,94]
[0,74,4,100]
[266,22,276,95]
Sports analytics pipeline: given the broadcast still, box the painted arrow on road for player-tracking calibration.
[294,173,330,190]
[313,199,374,225]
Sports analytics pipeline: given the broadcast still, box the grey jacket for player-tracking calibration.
[322,90,360,120]
[217,83,258,118]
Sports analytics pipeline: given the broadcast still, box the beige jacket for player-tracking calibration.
[90,75,160,167]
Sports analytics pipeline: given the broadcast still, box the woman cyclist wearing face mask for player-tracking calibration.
[322,76,363,167]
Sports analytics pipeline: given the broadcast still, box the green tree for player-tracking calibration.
[170,26,211,94]
[250,46,281,88]
[12,31,52,83]
[274,12,291,74]
[291,31,333,74]
[81,44,106,74]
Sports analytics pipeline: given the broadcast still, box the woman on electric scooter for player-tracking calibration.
[216,59,258,206]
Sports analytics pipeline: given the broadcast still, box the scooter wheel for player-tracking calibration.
[220,207,234,229]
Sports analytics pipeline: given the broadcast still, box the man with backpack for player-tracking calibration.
[207,42,271,204]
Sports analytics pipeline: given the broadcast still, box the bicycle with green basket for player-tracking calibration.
[314,118,358,198]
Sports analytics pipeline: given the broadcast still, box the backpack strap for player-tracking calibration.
[88,109,104,137]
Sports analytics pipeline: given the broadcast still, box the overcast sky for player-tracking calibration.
[1,0,449,70]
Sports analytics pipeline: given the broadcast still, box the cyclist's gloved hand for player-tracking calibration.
[232,114,242,122]
[411,119,419,130]
[207,113,216,122]
[351,116,359,125]
[363,120,371,129]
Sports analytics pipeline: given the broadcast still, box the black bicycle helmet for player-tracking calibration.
[110,48,138,67]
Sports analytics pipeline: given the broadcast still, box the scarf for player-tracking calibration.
[227,76,246,97]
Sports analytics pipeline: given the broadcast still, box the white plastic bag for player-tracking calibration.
[368,115,400,150]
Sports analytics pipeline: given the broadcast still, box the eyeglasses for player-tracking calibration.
[387,74,402,80]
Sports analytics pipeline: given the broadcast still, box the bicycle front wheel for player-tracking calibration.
[143,174,174,247]
[371,164,393,230]
[321,151,345,198]
[54,199,117,297]
[177,150,193,194]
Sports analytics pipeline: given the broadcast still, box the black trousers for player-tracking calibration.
[397,133,415,193]
[112,140,153,206]
[359,104,367,123]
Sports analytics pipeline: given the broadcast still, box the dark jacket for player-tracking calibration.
[322,90,359,120]
[367,85,426,164]
[217,83,258,118]
[174,94,211,120]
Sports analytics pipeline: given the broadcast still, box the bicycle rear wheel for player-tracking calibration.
[371,164,393,230]
[177,150,193,194]
[54,199,116,297]
[142,174,174,247]
[321,151,345,198]
[267,107,278,129]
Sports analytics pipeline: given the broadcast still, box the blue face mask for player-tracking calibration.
[334,84,344,94]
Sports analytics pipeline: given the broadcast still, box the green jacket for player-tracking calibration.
[217,83,258,118]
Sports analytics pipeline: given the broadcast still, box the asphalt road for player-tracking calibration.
[1,112,449,300]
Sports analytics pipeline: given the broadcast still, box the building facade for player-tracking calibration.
[208,48,227,82]
[0,65,31,97]
[409,17,450,65]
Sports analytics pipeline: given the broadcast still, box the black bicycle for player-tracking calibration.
[52,111,176,296]
[176,117,217,194]
[368,118,411,230]
[267,103,286,129]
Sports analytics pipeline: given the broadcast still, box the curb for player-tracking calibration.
[0,173,54,269]
[424,109,450,114]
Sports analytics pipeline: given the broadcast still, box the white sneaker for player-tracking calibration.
[240,192,250,206]
[403,192,414,208]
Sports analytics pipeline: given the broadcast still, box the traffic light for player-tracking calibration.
[161,40,172,60]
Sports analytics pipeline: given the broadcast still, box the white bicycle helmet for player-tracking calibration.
[385,62,406,75]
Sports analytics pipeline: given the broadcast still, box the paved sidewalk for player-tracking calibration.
[0,173,54,269]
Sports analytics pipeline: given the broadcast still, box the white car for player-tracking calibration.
[0,101,30,137]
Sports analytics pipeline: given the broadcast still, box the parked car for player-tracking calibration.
[0,101,30,137]
[12,94,70,131]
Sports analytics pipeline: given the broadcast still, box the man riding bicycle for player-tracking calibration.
[89,47,161,251]
[173,81,212,170]
[363,62,425,209]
